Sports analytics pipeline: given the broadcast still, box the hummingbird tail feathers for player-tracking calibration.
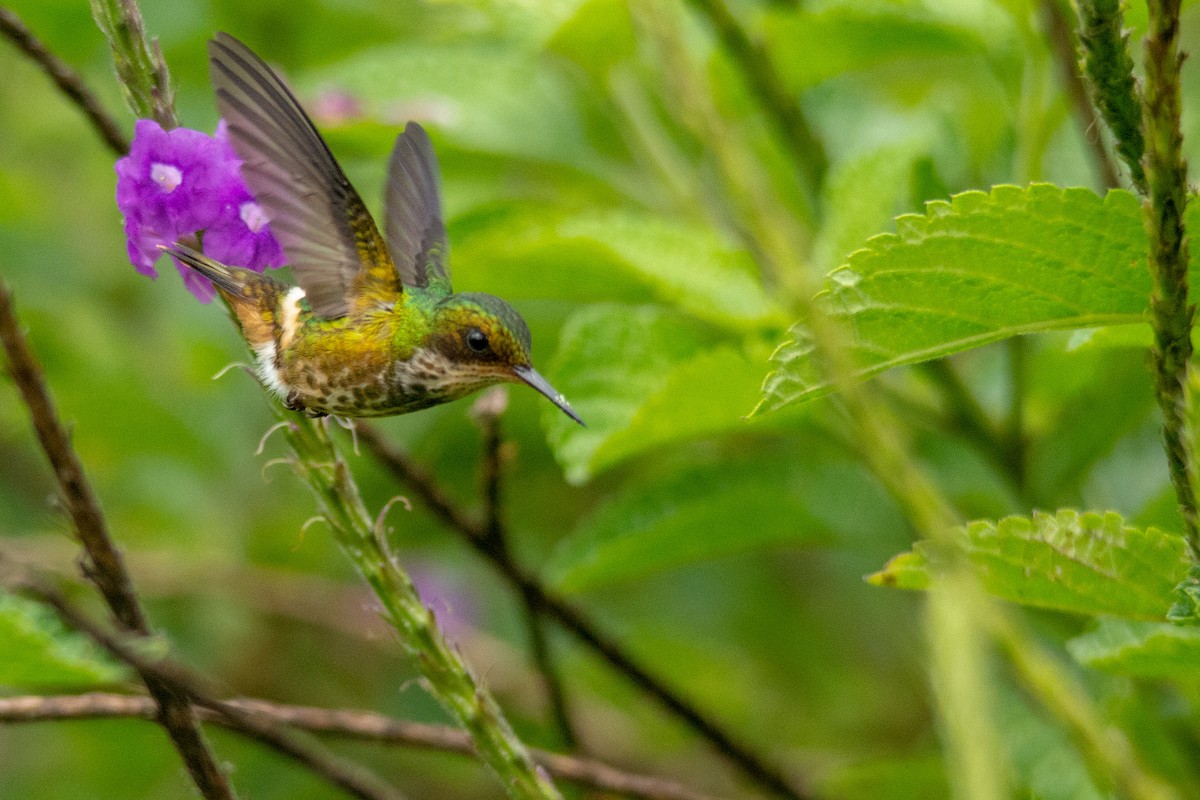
[161,243,286,348]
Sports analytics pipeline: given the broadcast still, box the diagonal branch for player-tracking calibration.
[355,422,808,800]
[472,390,579,750]
[0,5,128,155]
[8,573,405,800]
[684,0,826,211]
[0,280,234,800]
[0,693,723,800]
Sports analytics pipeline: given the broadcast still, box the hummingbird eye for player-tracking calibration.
[466,328,490,353]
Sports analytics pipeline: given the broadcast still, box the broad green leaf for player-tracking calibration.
[1068,619,1200,678]
[309,42,590,165]
[588,347,788,475]
[545,452,834,593]
[454,207,782,330]
[868,510,1190,619]
[543,305,721,484]
[763,6,992,90]
[0,592,125,687]
[755,185,1172,415]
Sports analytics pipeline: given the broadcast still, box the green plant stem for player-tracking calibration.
[684,0,825,217]
[990,610,1179,800]
[88,0,176,128]
[630,5,1009,799]
[354,422,804,800]
[1077,0,1147,192]
[1142,0,1199,559]
[284,415,562,800]
[1040,0,1120,190]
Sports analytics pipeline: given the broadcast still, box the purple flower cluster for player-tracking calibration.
[115,119,284,302]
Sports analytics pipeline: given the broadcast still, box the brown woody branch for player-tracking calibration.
[0,692,722,800]
[0,281,234,799]
[0,5,129,156]
[9,574,405,800]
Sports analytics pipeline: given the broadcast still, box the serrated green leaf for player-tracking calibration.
[543,305,719,484]
[812,139,929,272]
[755,185,1180,415]
[545,452,834,593]
[0,592,125,687]
[1068,619,1200,678]
[454,208,782,330]
[868,510,1190,619]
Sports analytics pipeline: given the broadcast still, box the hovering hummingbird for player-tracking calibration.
[168,33,582,424]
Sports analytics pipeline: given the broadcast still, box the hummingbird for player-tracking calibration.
[167,33,582,424]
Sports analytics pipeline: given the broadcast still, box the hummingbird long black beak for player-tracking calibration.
[514,365,584,426]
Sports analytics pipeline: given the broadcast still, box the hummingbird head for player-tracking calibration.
[427,292,583,425]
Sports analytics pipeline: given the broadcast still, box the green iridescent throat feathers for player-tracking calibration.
[168,32,582,424]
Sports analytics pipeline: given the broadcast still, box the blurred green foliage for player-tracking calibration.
[5,0,1200,798]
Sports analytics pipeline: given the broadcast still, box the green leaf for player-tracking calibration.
[756,185,1165,415]
[543,305,720,484]
[868,510,1190,619]
[763,7,991,90]
[812,139,929,273]
[310,41,590,165]
[454,207,782,330]
[0,592,125,687]
[1068,619,1200,678]
[545,452,834,593]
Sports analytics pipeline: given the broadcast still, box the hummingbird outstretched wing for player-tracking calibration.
[208,33,400,318]
[384,123,450,295]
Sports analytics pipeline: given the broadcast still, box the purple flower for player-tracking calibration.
[205,122,285,271]
[115,119,284,302]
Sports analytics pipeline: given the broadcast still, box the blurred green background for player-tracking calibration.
[3,1,1200,798]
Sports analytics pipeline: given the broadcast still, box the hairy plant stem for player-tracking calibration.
[355,422,794,798]
[1040,0,1121,190]
[88,0,175,128]
[283,414,562,800]
[0,282,234,800]
[1077,0,1147,192]
[1142,0,1199,559]
[630,4,1008,798]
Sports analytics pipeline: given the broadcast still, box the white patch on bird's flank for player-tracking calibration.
[253,340,289,402]
[279,287,306,351]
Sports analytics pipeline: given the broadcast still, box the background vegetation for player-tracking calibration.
[3,0,1200,798]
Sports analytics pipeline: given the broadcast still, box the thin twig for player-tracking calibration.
[1039,0,1121,190]
[685,0,826,213]
[8,574,406,800]
[0,693,724,800]
[472,389,580,750]
[0,5,128,155]
[1142,0,1198,558]
[0,281,233,800]
[355,421,806,800]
